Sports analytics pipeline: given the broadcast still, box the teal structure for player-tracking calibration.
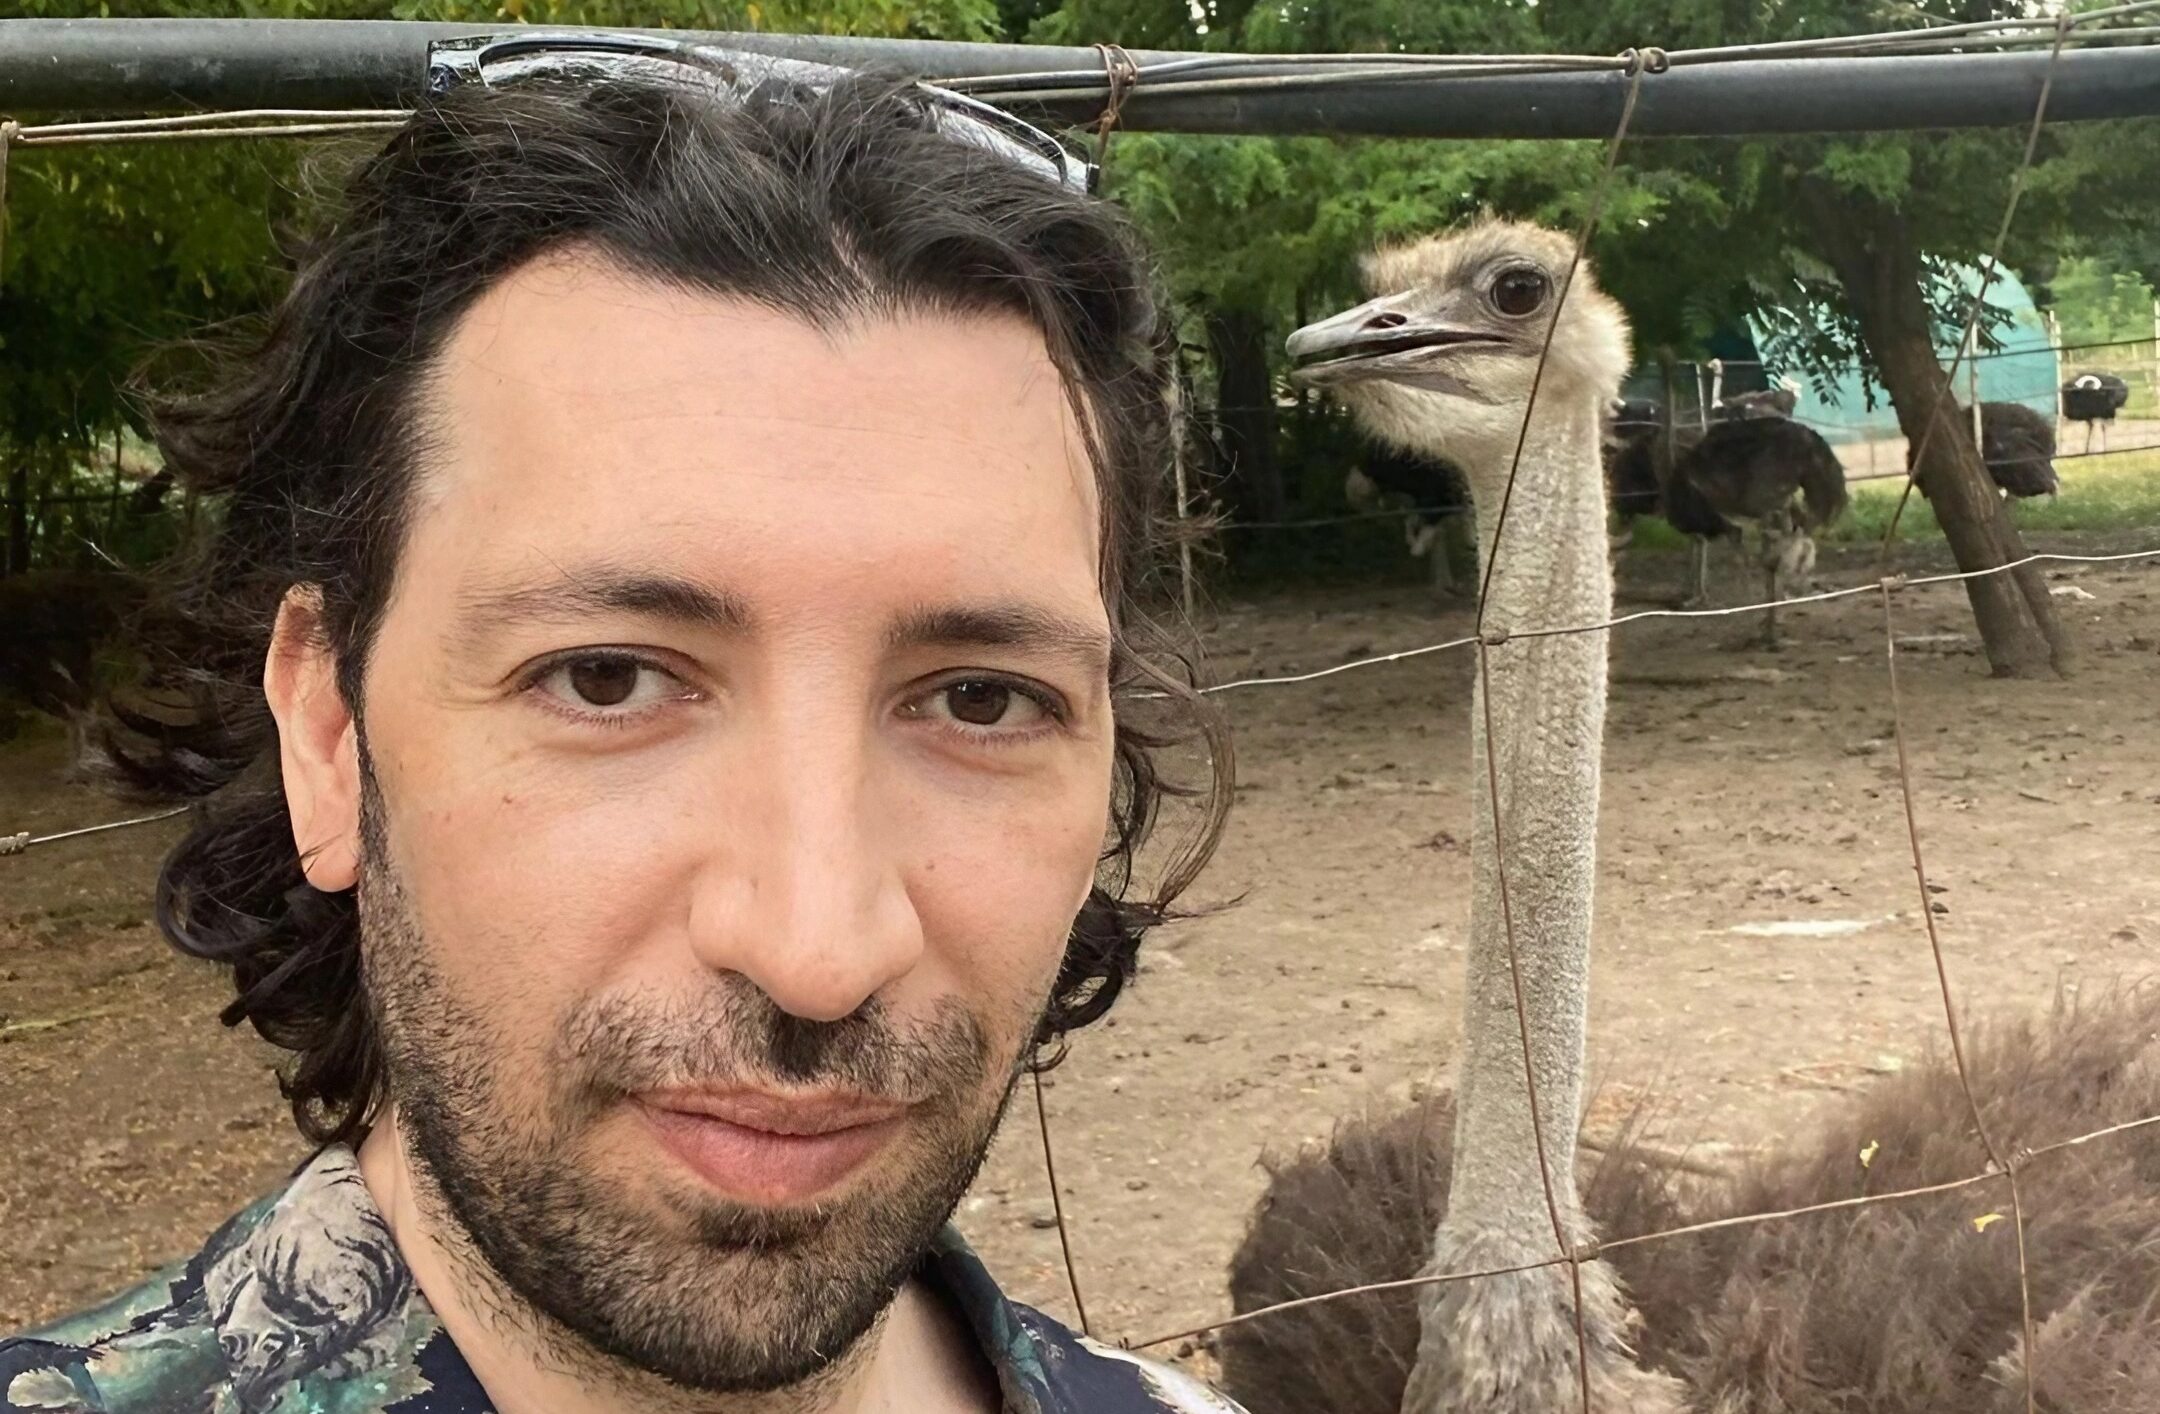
[1621,264,2061,446]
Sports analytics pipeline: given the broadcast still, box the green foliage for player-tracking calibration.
[9,0,2160,579]
[1020,0,1198,48]
[3,140,299,452]
[1112,133,1628,316]
[1746,256,2021,412]
[0,0,998,573]
[390,0,998,41]
[2049,255,2157,347]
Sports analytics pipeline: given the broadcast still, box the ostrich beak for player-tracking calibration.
[1286,293,1506,395]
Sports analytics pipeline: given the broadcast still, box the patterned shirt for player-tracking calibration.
[3,1147,1242,1414]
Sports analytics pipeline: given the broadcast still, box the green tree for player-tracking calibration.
[0,0,1002,577]
[1090,0,1697,531]
[1093,0,2155,671]
[1529,0,2160,677]
[1,129,300,572]
[2048,256,2156,348]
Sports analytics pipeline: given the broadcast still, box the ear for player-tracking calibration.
[263,586,363,892]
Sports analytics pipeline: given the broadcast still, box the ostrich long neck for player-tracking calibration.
[1449,394,1612,1249]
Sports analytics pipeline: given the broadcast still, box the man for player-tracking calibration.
[3,41,1237,1414]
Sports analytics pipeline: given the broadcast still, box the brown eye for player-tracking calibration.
[944,680,1014,726]
[566,655,642,707]
[1492,267,1550,317]
[533,652,691,715]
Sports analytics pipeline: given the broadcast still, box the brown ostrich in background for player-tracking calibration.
[1906,400,2060,500]
[1604,395,1847,646]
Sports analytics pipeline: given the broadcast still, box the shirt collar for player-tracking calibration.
[203,1147,1078,1414]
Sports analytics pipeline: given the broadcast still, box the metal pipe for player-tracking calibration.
[6,19,2160,136]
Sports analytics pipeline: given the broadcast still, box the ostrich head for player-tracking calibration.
[1287,220,1631,477]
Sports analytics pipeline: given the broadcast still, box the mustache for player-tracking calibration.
[552,978,993,1109]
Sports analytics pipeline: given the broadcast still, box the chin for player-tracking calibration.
[458,1121,975,1396]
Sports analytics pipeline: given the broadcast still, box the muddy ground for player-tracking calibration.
[5,530,2157,1371]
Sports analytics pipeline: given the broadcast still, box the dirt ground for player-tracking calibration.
[5,529,2158,1371]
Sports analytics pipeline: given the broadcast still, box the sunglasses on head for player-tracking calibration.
[424,32,1098,197]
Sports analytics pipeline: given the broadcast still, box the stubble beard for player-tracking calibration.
[353,775,1038,1397]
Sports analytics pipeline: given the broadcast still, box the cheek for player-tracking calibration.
[906,755,1113,1011]
[375,758,699,1017]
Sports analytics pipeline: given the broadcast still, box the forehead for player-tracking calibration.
[1361,225,1574,297]
[408,254,1104,613]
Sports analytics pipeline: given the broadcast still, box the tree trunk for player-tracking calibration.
[4,456,26,578]
[1207,307,1283,524]
[1808,199,2071,678]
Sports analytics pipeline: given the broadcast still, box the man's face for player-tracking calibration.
[348,255,1115,1390]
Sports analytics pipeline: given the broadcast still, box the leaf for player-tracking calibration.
[1858,1139,1880,1169]
[1972,1212,2005,1233]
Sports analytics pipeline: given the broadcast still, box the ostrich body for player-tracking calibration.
[1908,401,2058,500]
[1345,445,1475,596]
[1286,221,1683,1413]
[1605,405,1847,642]
[1672,417,1845,645]
[1976,401,2059,499]
[1221,991,2160,1414]
[2061,371,2129,452]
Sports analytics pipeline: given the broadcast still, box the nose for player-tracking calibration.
[684,716,925,1024]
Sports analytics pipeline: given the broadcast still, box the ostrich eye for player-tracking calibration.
[1491,267,1550,317]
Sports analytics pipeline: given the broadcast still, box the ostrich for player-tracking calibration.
[1345,444,1476,597]
[1230,221,2160,1414]
[2061,371,2129,452]
[1977,400,2059,500]
[1670,417,1845,646]
[1606,383,1799,542]
[1606,405,1847,642]
[1909,401,2058,500]
[1284,219,1685,1413]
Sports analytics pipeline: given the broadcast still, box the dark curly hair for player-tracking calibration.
[108,69,1229,1149]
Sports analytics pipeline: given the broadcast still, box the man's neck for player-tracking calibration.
[354,1116,998,1414]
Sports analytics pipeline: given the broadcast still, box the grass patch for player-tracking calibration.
[1827,445,2160,543]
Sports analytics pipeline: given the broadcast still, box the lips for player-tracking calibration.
[633,1089,907,1206]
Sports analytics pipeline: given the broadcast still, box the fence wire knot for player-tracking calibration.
[0,831,29,857]
[1568,1237,1603,1265]
[1879,573,1910,594]
[1479,626,1512,648]
[1091,43,1140,167]
[1621,46,1672,75]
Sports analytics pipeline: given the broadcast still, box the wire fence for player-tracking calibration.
[8,13,2160,1412]
[1124,17,2160,1401]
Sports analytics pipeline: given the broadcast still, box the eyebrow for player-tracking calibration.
[450,570,1109,674]
[885,603,1113,676]
[451,568,753,646]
